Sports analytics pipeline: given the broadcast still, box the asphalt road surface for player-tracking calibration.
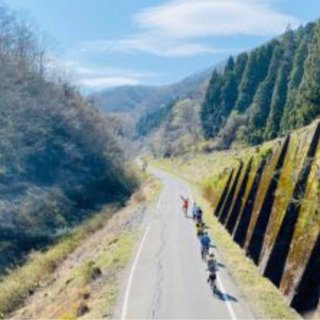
[114,168,254,319]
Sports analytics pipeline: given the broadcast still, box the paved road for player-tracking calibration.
[114,168,254,319]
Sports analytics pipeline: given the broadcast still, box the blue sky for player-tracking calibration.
[7,0,320,91]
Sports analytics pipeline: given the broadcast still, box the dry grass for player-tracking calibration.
[0,176,162,319]
[148,140,276,188]
[0,208,116,318]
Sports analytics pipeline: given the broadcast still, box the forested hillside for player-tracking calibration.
[202,21,320,146]
[0,4,136,271]
[137,98,203,156]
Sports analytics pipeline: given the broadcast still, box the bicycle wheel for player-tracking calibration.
[201,248,205,261]
[210,280,214,291]
[202,248,208,261]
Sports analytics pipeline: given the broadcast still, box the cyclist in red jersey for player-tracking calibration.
[181,196,189,216]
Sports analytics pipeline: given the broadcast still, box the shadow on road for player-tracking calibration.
[214,289,238,303]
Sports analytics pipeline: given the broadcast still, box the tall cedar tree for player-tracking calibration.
[247,42,282,144]
[201,70,223,138]
[216,57,238,130]
[235,43,274,113]
[264,30,296,140]
[295,21,320,127]
[281,23,316,132]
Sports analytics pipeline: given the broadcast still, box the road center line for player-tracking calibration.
[187,185,238,320]
[121,225,150,320]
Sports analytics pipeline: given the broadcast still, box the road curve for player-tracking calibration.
[114,168,254,319]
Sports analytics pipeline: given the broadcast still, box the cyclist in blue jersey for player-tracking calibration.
[200,232,211,261]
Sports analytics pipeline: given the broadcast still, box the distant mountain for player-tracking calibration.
[91,63,228,156]
[91,67,215,115]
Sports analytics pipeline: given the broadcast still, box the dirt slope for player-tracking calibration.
[9,178,160,320]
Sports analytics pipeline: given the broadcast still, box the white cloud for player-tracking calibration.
[135,0,300,38]
[78,77,142,88]
[47,57,155,89]
[81,34,222,57]
[81,0,301,57]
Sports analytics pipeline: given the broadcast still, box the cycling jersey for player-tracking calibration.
[201,235,211,248]
[207,258,217,273]
[196,223,205,234]
[182,198,189,210]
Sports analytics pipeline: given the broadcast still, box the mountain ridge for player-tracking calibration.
[91,66,218,115]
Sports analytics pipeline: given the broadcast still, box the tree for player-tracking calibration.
[235,41,276,113]
[281,23,315,133]
[265,30,296,140]
[295,21,320,127]
[234,52,248,85]
[0,2,137,270]
[216,57,238,128]
[201,70,223,138]
[246,44,282,143]
[200,20,320,146]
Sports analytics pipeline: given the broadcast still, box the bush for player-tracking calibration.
[215,112,249,150]
[0,2,138,271]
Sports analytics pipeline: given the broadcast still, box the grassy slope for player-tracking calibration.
[0,175,161,320]
[150,145,301,320]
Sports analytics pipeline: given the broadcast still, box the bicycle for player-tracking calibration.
[183,206,188,216]
[208,272,218,294]
[201,245,209,261]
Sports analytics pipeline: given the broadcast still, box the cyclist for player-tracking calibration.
[181,196,189,216]
[207,254,218,293]
[196,221,205,238]
[196,207,203,223]
[200,232,211,261]
[207,253,217,274]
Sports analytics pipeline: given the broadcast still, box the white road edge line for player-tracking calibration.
[217,275,238,320]
[187,185,238,320]
[121,225,150,320]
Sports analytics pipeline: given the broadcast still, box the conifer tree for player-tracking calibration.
[247,44,283,144]
[201,70,222,138]
[265,30,296,140]
[235,41,276,113]
[295,21,320,127]
[281,23,315,133]
[216,57,238,128]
